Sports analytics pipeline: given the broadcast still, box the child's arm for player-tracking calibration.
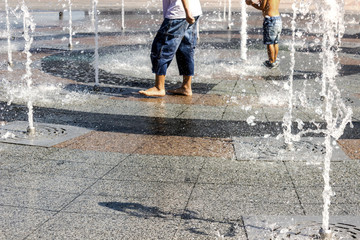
[246,0,266,11]
[181,0,195,24]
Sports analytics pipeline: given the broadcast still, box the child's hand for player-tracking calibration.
[245,0,253,5]
[186,15,195,25]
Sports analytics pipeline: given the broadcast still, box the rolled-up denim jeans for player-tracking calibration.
[151,16,199,76]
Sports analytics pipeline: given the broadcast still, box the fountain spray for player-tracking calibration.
[280,0,352,237]
[223,0,227,21]
[282,2,298,151]
[227,0,232,29]
[68,0,73,49]
[90,0,95,26]
[121,0,125,30]
[93,0,100,89]
[240,0,248,60]
[5,0,13,71]
[21,1,36,135]
[318,0,352,237]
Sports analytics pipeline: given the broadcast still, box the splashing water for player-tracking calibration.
[68,0,73,49]
[318,0,352,234]
[282,0,353,235]
[240,0,248,60]
[227,0,232,29]
[282,2,299,150]
[93,0,100,86]
[223,0,227,21]
[90,0,95,26]
[21,1,36,135]
[121,0,125,30]
[5,0,13,71]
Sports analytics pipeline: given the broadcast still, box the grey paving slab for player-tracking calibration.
[222,106,267,122]
[207,81,238,95]
[251,78,283,94]
[232,79,257,95]
[1,186,78,211]
[0,121,91,147]
[82,179,194,199]
[262,108,312,122]
[177,105,226,120]
[186,184,303,219]
[186,201,304,220]
[26,212,180,240]
[0,170,98,194]
[0,142,55,159]
[286,161,360,187]
[174,219,246,240]
[296,186,360,204]
[0,155,36,171]
[198,160,293,186]
[135,103,188,118]
[61,194,188,216]
[121,154,206,170]
[189,184,300,204]
[18,159,115,178]
[243,216,360,240]
[233,137,350,162]
[0,206,55,240]
[303,204,360,215]
[103,164,202,183]
[95,99,152,115]
[46,148,130,165]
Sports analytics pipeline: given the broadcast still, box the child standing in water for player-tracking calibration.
[139,0,202,97]
[246,0,282,69]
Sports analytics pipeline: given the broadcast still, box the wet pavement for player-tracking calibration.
[0,3,360,240]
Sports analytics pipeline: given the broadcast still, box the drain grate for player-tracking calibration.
[233,137,350,161]
[244,216,360,240]
[0,121,91,147]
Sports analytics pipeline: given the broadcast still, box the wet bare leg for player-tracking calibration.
[168,75,192,96]
[274,43,279,61]
[139,75,166,97]
[267,44,276,63]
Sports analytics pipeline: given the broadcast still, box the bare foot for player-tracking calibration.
[167,87,192,96]
[139,87,166,97]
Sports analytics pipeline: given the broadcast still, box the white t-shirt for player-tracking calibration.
[163,0,202,19]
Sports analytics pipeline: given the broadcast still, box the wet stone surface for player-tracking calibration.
[0,6,359,240]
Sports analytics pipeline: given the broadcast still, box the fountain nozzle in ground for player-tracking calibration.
[27,126,36,136]
[319,228,332,240]
[93,84,101,91]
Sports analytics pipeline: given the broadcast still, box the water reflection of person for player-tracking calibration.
[246,0,282,69]
[139,0,202,97]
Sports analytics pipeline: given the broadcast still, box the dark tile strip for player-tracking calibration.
[1,102,359,139]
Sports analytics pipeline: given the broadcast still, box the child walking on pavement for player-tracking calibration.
[139,0,202,97]
[246,0,282,69]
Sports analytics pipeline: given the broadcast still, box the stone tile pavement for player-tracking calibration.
[0,4,359,240]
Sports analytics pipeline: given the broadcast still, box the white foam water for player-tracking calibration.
[282,0,353,235]
[121,0,125,30]
[240,0,248,60]
[317,0,352,233]
[5,0,13,71]
[97,47,265,83]
[0,79,88,107]
[93,0,100,86]
[21,1,36,134]
[227,0,232,29]
[67,0,73,49]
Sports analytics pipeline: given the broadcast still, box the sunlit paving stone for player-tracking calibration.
[0,0,359,239]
